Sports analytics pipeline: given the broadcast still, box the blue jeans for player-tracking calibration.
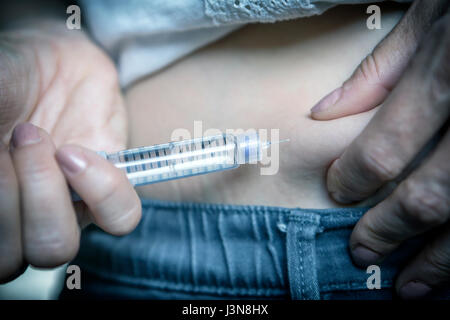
[60,199,449,299]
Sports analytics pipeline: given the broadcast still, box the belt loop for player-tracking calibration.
[287,210,322,300]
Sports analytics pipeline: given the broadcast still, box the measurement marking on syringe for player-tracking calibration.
[184,143,191,176]
[155,150,161,168]
[115,144,235,169]
[136,151,144,184]
[125,156,231,180]
[124,153,131,173]
[163,147,168,168]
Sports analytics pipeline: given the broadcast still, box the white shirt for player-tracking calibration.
[79,0,410,87]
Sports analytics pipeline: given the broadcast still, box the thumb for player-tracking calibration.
[310,0,448,120]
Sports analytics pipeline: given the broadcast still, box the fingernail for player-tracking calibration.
[56,146,87,175]
[351,245,382,267]
[327,159,355,204]
[399,281,432,300]
[311,87,343,113]
[11,123,41,148]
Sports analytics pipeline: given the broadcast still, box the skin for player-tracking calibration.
[0,20,141,283]
[127,2,450,298]
[311,0,450,299]
[125,5,402,208]
[0,1,447,300]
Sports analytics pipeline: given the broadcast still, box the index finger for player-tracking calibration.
[350,127,450,267]
[55,145,141,235]
[326,13,450,204]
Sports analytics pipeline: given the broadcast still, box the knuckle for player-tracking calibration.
[359,53,383,85]
[25,163,53,181]
[359,144,404,182]
[422,245,450,280]
[399,180,449,227]
[428,73,450,108]
[17,155,56,184]
[357,213,399,252]
[421,15,450,106]
[428,50,450,107]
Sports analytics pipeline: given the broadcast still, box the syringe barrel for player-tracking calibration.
[105,133,261,186]
[70,133,262,201]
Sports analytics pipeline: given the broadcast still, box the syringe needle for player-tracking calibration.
[275,138,290,144]
[262,138,290,149]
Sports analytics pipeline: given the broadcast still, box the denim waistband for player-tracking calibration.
[70,199,424,299]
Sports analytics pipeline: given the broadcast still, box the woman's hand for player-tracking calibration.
[311,0,449,299]
[0,20,141,283]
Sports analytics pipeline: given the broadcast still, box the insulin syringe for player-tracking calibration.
[72,132,288,201]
